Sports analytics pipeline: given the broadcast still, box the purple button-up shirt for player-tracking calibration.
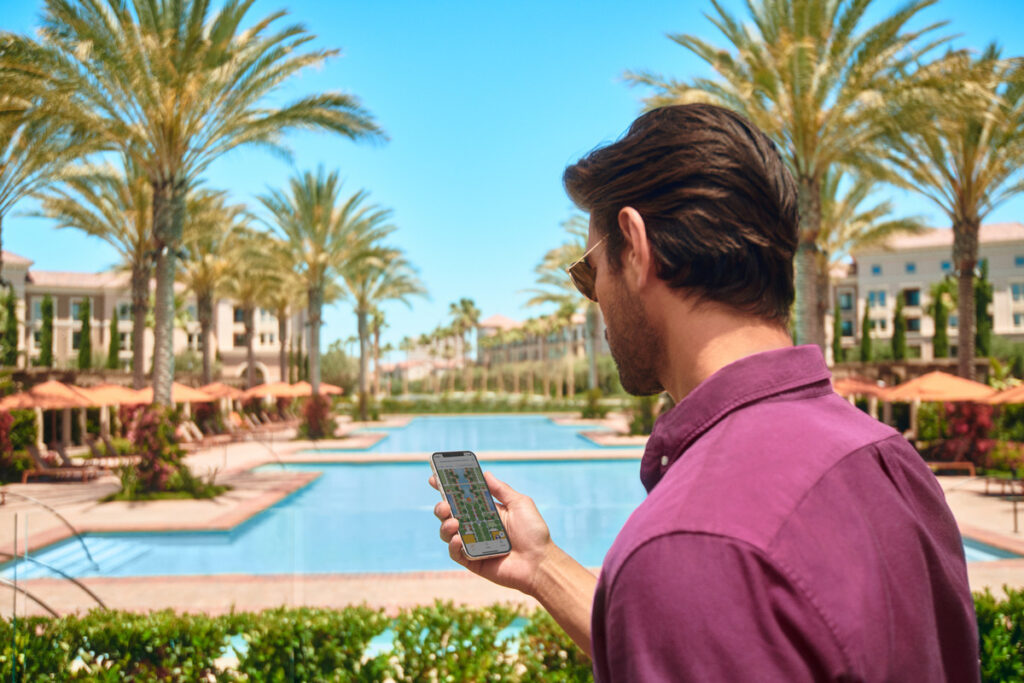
[591,346,978,682]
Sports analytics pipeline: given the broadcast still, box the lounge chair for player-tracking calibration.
[22,444,100,484]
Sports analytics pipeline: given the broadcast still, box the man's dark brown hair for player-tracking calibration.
[563,103,798,323]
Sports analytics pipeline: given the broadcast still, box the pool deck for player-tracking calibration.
[1,414,1022,616]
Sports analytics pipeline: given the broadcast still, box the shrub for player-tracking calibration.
[934,402,995,467]
[628,395,658,436]
[975,586,1024,682]
[986,441,1024,475]
[299,394,333,439]
[519,608,593,681]
[234,606,388,681]
[372,601,521,682]
[580,389,609,419]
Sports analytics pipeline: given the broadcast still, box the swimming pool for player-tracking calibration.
[4,460,645,579]
[342,415,627,452]
[4,458,1016,580]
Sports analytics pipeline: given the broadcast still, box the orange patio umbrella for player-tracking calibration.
[0,380,94,411]
[243,381,305,399]
[131,382,215,404]
[883,371,995,403]
[199,382,245,400]
[986,384,1024,405]
[77,383,144,406]
[832,376,888,399]
[293,381,343,396]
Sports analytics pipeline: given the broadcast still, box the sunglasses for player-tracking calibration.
[567,237,605,302]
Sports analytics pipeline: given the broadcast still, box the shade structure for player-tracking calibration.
[883,371,995,403]
[132,382,215,404]
[199,382,245,400]
[243,382,305,399]
[293,381,343,396]
[986,384,1024,405]
[833,376,888,399]
[78,383,144,406]
[0,380,93,411]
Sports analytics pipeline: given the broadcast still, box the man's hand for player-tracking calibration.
[429,471,554,595]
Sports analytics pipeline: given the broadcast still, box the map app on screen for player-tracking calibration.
[433,452,510,557]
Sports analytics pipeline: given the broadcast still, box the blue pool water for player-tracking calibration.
[4,460,646,579]
[348,415,623,452]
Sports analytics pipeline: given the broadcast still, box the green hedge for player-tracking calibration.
[1,589,1020,681]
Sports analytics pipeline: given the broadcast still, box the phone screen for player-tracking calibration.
[431,451,512,558]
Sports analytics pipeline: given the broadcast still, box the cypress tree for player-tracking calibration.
[975,260,993,357]
[860,304,872,362]
[107,307,120,369]
[832,301,844,364]
[1,288,17,366]
[932,285,949,359]
[38,295,54,367]
[77,299,92,370]
[892,295,907,361]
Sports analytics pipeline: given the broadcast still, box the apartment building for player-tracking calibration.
[0,250,306,382]
[833,222,1024,361]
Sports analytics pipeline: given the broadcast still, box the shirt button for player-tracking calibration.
[660,456,668,467]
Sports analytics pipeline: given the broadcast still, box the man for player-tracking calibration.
[430,103,978,681]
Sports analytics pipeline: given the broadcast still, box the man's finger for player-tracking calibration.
[434,500,451,521]
[448,535,469,568]
[428,475,439,491]
[440,517,459,543]
[484,471,522,505]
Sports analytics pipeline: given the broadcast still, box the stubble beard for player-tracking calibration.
[603,277,664,397]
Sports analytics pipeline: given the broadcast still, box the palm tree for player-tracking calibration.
[34,160,152,388]
[626,0,947,349]
[882,46,1024,377]
[259,244,308,385]
[398,336,415,396]
[178,189,248,385]
[342,248,426,420]
[0,34,100,281]
[526,213,602,390]
[506,328,524,394]
[370,308,386,397]
[39,0,384,404]
[222,231,279,388]
[260,170,392,397]
[448,298,481,393]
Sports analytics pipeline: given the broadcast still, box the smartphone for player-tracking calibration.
[430,451,512,559]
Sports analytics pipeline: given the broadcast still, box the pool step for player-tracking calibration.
[2,537,150,580]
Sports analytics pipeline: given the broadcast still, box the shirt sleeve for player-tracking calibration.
[592,533,850,682]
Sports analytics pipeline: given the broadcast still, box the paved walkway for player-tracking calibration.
[1,418,1021,616]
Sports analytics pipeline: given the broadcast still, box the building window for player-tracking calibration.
[1016,256,1024,268]
[903,288,921,307]
[72,331,81,350]
[234,307,245,323]
[905,262,916,274]
[871,318,887,332]
[941,261,952,273]
[1015,314,1024,328]
[71,298,91,320]
[868,290,887,308]
[117,303,132,319]
[1013,283,1024,302]
[871,264,882,276]
[267,333,275,345]
[838,292,854,311]
[33,331,41,347]
[841,320,854,337]
[119,332,130,348]
[950,315,958,329]
[31,298,42,320]
[233,333,246,348]
[907,317,921,333]
[187,333,199,350]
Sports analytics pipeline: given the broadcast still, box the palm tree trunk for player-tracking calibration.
[244,306,256,388]
[308,287,323,395]
[795,176,825,350]
[955,218,979,379]
[130,262,149,390]
[372,325,381,397]
[541,338,549,397]
[278,312,288,384]
[151,178,186,405]
[198,291,214,385]
[463,332,472,393]
[357,307,369,421]
[587,304,600,391]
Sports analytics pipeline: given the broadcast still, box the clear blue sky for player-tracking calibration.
[3,0,1024,359]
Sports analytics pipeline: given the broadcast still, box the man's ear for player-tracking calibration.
[617,207,654,290]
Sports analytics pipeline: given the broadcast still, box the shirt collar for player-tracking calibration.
[640,345,833,492]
